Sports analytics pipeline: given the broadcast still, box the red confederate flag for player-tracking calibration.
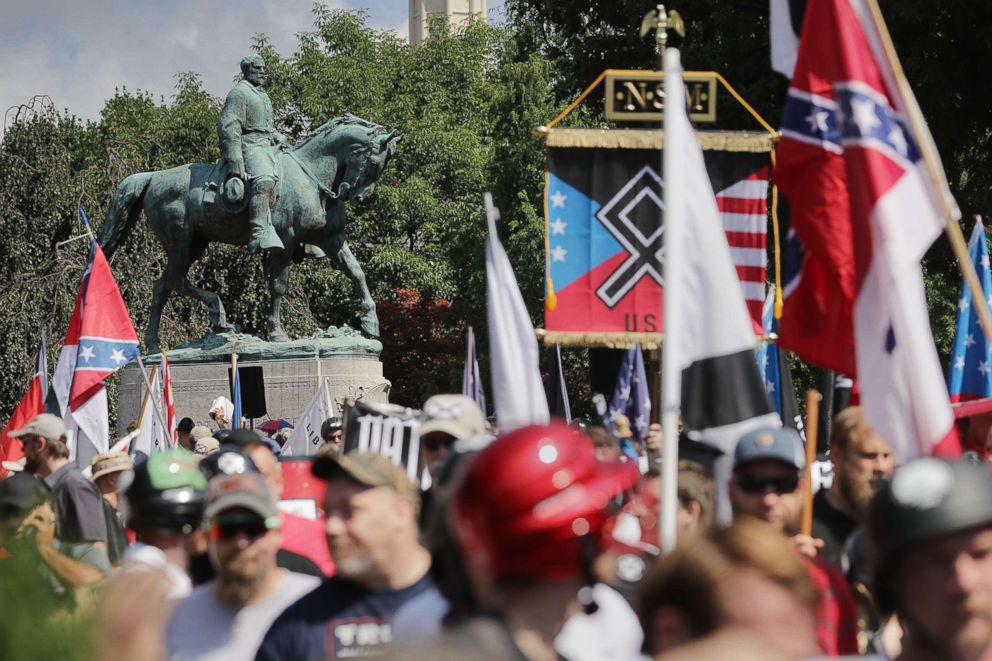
[0,331,47,477]
[53,228,140,459]
[775,0,958,459]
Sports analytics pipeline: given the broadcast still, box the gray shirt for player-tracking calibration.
[165,570,319,661]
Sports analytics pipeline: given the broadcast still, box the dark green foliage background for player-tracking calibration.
[0,2,988,426]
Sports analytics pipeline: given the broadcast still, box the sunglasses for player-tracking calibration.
[735,474,799,495]
[210,515,279,541]
[423,434,455,452]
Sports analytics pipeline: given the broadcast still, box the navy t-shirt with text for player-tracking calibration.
[255,573,439,660]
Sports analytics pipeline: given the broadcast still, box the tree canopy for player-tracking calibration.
[0,1,988,426]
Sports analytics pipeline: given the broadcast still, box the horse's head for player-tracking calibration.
[333,125,402,206]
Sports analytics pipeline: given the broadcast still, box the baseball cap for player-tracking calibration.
[733,427,805,471]
[194,437,221,455]
[225,428,280,455]
[1,457,26,474]
[0,472,50,513]
[9,413,66,441]
[204,472,280,524]
[313,450,420,511]
[419,394,485,441]
[90,452,134,481]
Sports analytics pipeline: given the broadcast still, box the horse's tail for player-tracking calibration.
[99,172,152,258]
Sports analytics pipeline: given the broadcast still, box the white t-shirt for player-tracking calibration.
[165,569,319,661]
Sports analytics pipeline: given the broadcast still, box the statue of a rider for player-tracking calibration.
[218,54,286,254]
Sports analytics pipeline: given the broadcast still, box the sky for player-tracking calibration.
[1,0,504,131]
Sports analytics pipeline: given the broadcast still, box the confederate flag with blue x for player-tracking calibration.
[775,0,958,459]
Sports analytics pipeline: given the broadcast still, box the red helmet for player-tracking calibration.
[450,421,640,581]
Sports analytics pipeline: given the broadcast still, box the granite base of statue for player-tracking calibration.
[116,326,390,435]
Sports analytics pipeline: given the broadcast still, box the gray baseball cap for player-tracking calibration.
[203,472,280,523]
[733,427,805,471]
[9,413,66,441]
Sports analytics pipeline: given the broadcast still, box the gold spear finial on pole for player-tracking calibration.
[640,4,685,54]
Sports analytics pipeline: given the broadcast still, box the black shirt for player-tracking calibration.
[811,488,857,568]
[100,499,128,566]
[256,573,440,661]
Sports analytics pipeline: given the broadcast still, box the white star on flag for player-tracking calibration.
[983,254,990,269]
[550,218,567,235]
[635,414,646,429]
[551,245,568,262]
[966,333,976,348]
[887,125,907,156]
[960,297,971,312]
[609,407,622,420]
[804,109,829,133]
[619,385,631,401]
[550,190,567,208]
[980,361,990,376]
[643,397,651,411]
[955,356,966,370]
[851,97,881,134]
[987,293,992,307]
[110,348,126,365]
[79,345,95,362]
[766,381,776,394]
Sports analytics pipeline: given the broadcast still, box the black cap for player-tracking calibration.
[869,458,992,563]
[0,473,50,513]
[177,417,195,433]
[198,445,259,481]
[224,429,264,447]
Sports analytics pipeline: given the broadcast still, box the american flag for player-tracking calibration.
[717,166,770,329]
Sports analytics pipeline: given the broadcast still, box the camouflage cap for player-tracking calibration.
[313,450,420,512]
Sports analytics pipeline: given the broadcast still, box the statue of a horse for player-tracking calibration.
[98,114,400,353]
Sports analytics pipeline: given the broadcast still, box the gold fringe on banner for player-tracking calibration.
[545,129,774,152]
[537,329,777,349]
[537,329,664,350]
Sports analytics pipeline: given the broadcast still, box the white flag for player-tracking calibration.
[770,0,801,77]
[485,193,549,433]
[286,379,333,456]
[134,369,167,456]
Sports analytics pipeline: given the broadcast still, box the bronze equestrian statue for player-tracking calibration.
[98,109,401,353]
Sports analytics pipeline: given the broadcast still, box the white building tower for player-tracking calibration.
[409,0,487,45]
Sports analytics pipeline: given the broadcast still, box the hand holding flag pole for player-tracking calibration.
[862,0,992,346]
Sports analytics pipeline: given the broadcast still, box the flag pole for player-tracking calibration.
[645,3,685,555]
[135,357,171,444]
[136,364,159,427]
[862,0,992,345]
[800,389,820,536]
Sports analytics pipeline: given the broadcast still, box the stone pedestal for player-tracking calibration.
[116,329,390,434]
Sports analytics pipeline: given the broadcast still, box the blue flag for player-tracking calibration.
[757,291,783,414]
[609,344,650,450]
[231,363,243,429]
[461,327,486,414]
[948,219,992,402]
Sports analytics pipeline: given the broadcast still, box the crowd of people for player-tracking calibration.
[2,392,992,661]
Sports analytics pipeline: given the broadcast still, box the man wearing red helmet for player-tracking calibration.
[395,422,642,660]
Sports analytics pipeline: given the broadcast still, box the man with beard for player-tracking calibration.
[728,426,859,656]
[869,459,992,661]
[256,451,439,660]
[165,472,319,659]
[13,414,110,572]
[813,407,896,567]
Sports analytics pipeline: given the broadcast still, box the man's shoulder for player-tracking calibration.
[51,465,98,495]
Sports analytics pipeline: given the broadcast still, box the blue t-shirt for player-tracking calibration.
[255,572,439,661]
